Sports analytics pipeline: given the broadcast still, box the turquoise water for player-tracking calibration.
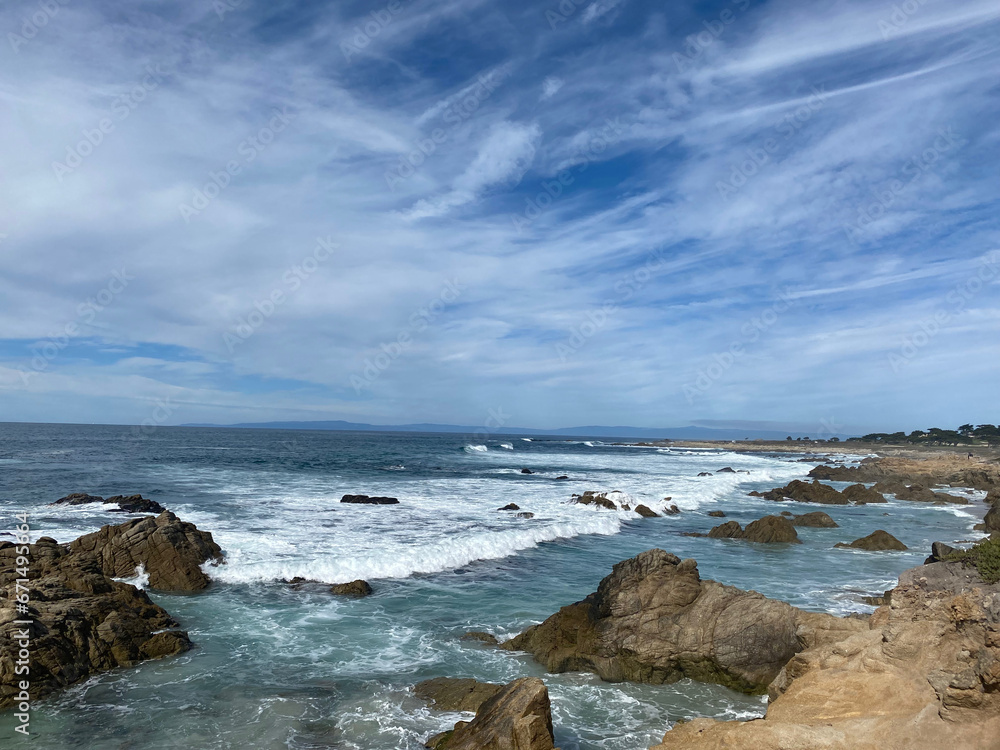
[0,424,985,748]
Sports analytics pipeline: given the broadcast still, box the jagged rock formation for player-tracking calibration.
[52,492,166,514]
[424,677,558,750]
[808,455,998,492]
[69,510,224,590]
[653,559,1000,750]
[835,530,908,551]
[501,549,859,694]
[841,483,887,504]
[871,481,968,504]
[749,480,849,504]
[0,535,192,709]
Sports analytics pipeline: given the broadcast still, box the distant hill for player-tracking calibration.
[180,419,855,441]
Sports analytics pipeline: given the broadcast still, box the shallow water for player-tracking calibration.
[0,424,985,748]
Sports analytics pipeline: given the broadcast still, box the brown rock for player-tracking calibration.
[0,536,191,709]
[985,504,1000,532]
[635,504,659,518]
[707,516,801,544]
[329,579,372,597]
[789,511,838,528]
[835,530,907,551]
[53,492,105,505]
[501,549,857,693]
[68,510,224,590]
[460,631,499,646]
[753,480,849,504]
[707,510,726,518]
[499,504,521,511]
[427,677,557,750]
[652,560,1000,750]
[341,494,399,504]
[841,484,887,504]
[415,677,503,712]
[663,504,681,515]
[572,491,619,510]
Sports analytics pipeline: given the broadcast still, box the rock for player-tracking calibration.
[663,504,681,515]
[707,516,801,544]
[779,511,793,516]
[707,510,726,517]
[502,549,857,693]
[341,494,399,504]
[652,559,1000,750]
[635,505,660,518]
[986,488,1000,504]
[415,677,503,712]
[835,530,907,551]
[425,677,557,750]
[984,504,1000,532]
[0,534,192,709]
[105,494,166,513]
[841,483,887,504]
[873,482,968,504]
[809,454,1000,491]
[68,510,224,590]
[789,511,838,528]
[520,468,534,474]
[514,512,535,519]
[924,542,958,564]
[555,475,569,480]
[697,472,712,477]
[571,491,627,510]
[460,631,499,646]
[751,480,849,504]
[498,503,521,511]
[329,579,372,597]
[53,492,104,505]
[716,467,736,473]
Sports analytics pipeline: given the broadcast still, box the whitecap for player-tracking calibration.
[464,444,488,453]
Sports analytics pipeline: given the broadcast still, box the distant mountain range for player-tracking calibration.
[180,419,856,441]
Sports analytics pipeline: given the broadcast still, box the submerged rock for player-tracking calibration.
[424,677,557,750]
[789,511,838,528]
[68,510,224,590]
[716,467,736,473]
[697,472,712,477]
[502,549,857,694]
[341,494,399,504]
[498,503,521,511]
[707,510,726,517]
[329,579,373,597]
[520,468,534,474]
[53,492,105,505]
[460,631,499,646]
[416,677,503,712]
[835,530,908,551]
[53,492,166,513]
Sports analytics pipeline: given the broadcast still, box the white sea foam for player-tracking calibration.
[499,443,514,450]
[113,564,149,590]
[464,444,488,453]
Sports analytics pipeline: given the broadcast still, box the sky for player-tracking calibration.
[0,0,998,435]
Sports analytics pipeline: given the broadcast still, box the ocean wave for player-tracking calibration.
[207,515,621,585]
[464,444,488,453]
[499,443,514,450]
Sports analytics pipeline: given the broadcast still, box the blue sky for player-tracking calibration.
[0,0,998,434]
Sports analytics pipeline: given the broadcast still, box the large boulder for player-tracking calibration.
[707,516,801,543]
[749,480,849,505]
[69,510,224,590]
[501,550,858,694]
[652,559,1000,750]
[0,536,191,709]
[841,484,887,504]
[835,530,908,551]
[425,677,557,750]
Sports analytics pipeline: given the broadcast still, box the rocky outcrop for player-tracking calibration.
[872,481,968,504]
[416,677,503,712]
[984,504,1000,533]
[69,510,224,590]
[835,530,908,551]
[749,480,849,504]
[501,550,859,694]
[808,455,1000,492]
[789,511,838,528]
[52,492,166,513]
[341,494,399,504]
[635,505,659,518]
[329,579,372,597]
[572,491,629,511]
[424,677,557,750]
[0,536,192,709]
[707,516,801,544]
[924,541,958,564]
[652,559,1000,750]
[841,483,887,504]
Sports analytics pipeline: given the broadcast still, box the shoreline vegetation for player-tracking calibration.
[3,443,999,748]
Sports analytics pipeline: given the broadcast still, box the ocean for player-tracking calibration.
[0,423,984,748]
